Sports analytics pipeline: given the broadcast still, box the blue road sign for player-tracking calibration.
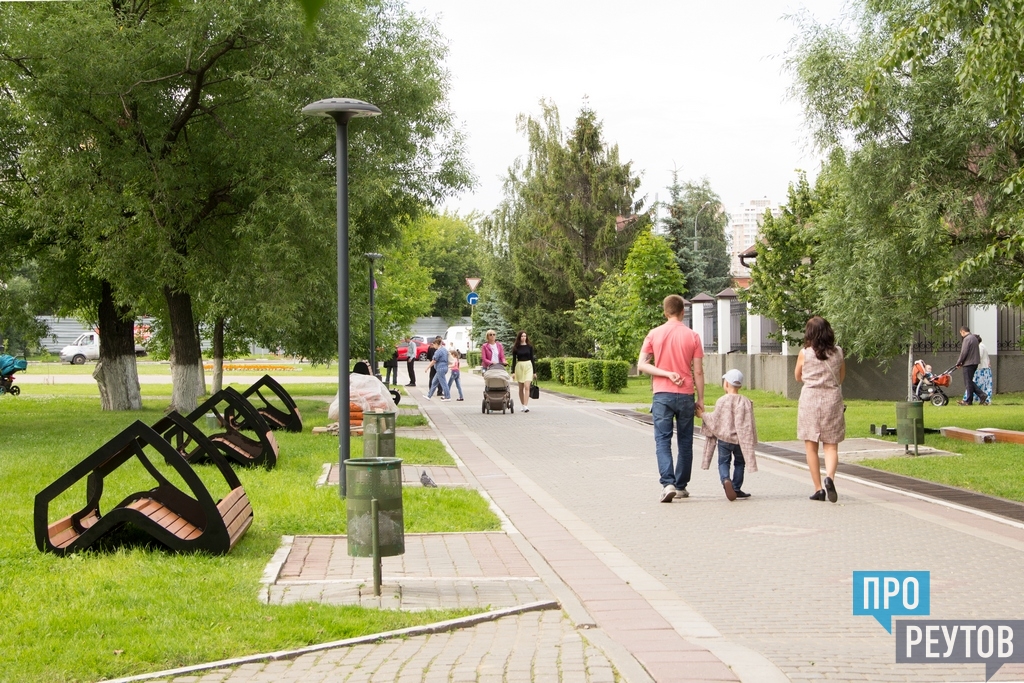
[467,292,479,305]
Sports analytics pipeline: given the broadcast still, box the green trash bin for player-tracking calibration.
[362,411,396,459]
[345,457,404,557]
[896,401,925,446]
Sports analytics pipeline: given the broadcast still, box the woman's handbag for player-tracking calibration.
[529,382,540,400]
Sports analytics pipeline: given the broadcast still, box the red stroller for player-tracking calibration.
[912,360,954,407]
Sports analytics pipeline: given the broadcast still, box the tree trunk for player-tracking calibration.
[94,280,142,411]
[164,285,206,412]
[212,317,224,395]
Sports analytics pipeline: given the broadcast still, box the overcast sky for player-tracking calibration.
[403,0,853,220]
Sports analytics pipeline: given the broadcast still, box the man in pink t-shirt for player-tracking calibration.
[638,294,705,502]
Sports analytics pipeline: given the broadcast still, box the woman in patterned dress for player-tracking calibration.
[795,316,846,502]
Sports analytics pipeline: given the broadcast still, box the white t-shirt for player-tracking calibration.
[979,342,990,369]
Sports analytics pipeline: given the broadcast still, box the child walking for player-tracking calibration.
[698,369,758,501]
[448,349,465,401]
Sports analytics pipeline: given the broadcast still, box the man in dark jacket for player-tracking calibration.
[956,326,987,405]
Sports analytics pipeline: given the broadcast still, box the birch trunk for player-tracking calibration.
[94,281,142,411]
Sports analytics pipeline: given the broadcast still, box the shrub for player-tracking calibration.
[550,358,565,384]
[535,358,552,382]
[573,361,590,387]
[466,351,481,369]
[604,360,630,393]
[587,360,604,390]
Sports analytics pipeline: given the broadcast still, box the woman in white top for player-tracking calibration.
[963,335,993,405]
[480,330,506,369]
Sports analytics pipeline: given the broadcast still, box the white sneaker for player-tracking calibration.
[523,408,529,413]
[440,398,451,402]
[660,485,677,503]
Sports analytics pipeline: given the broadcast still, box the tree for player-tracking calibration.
[661,174,731,298]
[470,296,514,349]
[406,213,486,322]
[574,229,686,361]
[487,101,646,356]
[742,172,822,345]
[784,0,979,358]
[1,0,469,411]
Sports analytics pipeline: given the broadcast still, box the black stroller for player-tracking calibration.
[0,354,27,396]
[481,364,514,414]
[912,360,954,407]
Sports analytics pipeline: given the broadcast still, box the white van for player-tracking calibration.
[443,325,474,356]
[60,332,147,364]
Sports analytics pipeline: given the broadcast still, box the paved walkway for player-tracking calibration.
[126,365,1024,682]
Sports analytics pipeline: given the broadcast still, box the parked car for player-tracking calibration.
[59,332,147,364]
[395,336,429,361]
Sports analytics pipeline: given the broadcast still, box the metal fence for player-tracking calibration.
[912,304,970,354]
[703,306,718,352]
[761,317,782,354]
[998,306,1024,352]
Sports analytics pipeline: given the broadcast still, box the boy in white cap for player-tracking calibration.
[697,368,758,501]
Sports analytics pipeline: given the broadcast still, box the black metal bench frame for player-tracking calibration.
[164,387,279,469]
[236,374,302,433]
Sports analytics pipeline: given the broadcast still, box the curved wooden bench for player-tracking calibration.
[35,417,253,556]
[237,375,302,433]
[165,387,279,469]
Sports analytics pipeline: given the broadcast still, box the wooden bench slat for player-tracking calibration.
[978,428,1024,445]
[939,426,995,444]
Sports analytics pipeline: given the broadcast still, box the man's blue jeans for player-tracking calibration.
[651,392,695,490]
[717,441,745,491]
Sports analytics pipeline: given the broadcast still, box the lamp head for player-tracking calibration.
[302,98,381,123]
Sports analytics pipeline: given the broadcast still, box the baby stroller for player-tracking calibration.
[481,363,514,414]
[912,360,954,407]
[0,354,27,396]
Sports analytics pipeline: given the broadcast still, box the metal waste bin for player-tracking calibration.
[345,457,404,557]
[362,411,396,459]
[896,401,924,449]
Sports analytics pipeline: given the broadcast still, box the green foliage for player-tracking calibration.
[742,172,823,345]
[0,0,470,376]
[603,360,630,393]
[572,361,590,387]
[550,357,565,383]
[574,229,685,361]
[0,262,47,355]
[587,359,604,390]
[405,213,486,322]
[466,351,481,369]
[470,297,514,348]
[486,101,646,356]
[661,174,731,298]
[533,358,552,381]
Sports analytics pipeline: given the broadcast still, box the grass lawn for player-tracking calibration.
[548,376,1024,503]
[0,395,496,682]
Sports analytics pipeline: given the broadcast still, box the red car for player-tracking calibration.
[396,336,429,361]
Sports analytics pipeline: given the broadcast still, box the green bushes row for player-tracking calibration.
[466,351,481,368]
[547,357,629,393]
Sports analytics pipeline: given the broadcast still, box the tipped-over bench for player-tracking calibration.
[35,416,253,556]
[236,374,302,433]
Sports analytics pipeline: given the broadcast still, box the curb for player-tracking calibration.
[100,600,560,683]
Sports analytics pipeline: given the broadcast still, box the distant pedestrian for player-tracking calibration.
[698,369,758,501]
[638,294,705,503]
[448,349,465,401]
[384,348,399,386]
[426,337,451,401]
[956,327,988,406]
[426,338,438,389]
[405,337,418,387]
[796,316,845,503]
[480,329,506,369]
[511,331,537,412]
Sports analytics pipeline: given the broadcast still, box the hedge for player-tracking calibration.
[534,358,552,382]
[604,360,630,393]
[587,360,604,390]
[572,361,589,387]
[550,358,565,384]
[466,351,481,368]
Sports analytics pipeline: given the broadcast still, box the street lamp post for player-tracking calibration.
[302,98,381,498]
[366,252,383,377]
[694,200,711,253]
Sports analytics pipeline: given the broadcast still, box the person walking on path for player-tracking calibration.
[480,329,506,369]
[405,337,418,386]
[425,338,438,390]
[698,368,758,501]
[511,331,537,412]
[426,338,451,401]
[795,316,845,503]
[956,326,988,406]
[447,350,465,401]
[638,294,705,503]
